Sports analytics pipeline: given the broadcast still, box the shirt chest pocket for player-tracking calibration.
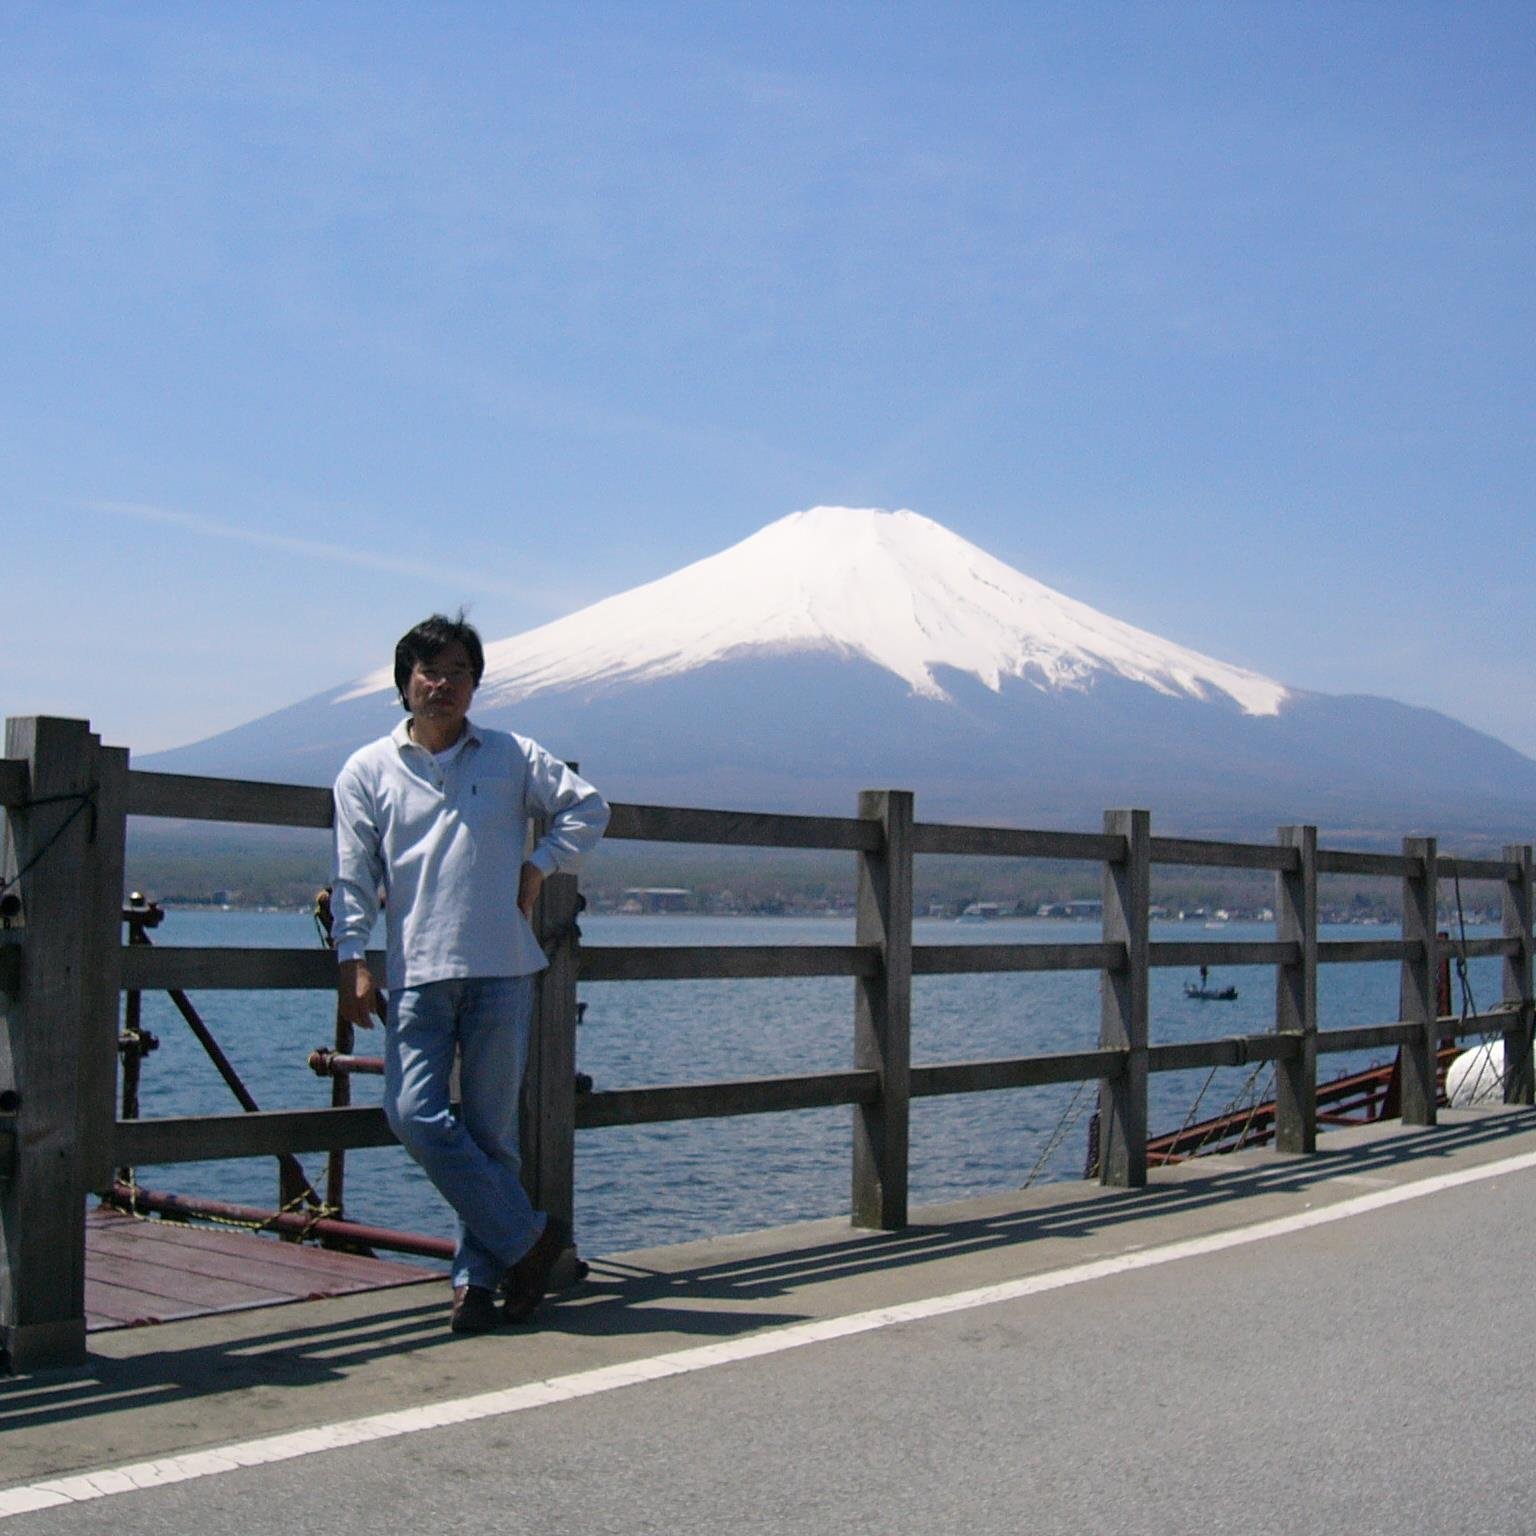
[461,773,517,827]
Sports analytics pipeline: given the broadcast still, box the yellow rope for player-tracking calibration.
[113,1179,340,1237]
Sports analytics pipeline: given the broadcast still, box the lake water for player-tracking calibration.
[126,910,1509,1260]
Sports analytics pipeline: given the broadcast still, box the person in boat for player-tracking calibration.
[1199,965,1209,990]
[331,613,609,1334]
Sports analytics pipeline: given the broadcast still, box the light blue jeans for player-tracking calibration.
[383,975,548,1291]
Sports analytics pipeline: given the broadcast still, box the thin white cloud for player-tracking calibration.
[84,500,529,596]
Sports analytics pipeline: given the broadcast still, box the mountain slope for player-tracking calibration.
[340,506,1288,716]
[143,507,1536,842]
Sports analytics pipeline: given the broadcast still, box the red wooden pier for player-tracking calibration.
[84,1207,439,1332]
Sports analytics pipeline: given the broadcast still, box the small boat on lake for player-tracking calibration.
[1184,965,1238,1001]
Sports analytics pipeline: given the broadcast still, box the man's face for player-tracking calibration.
[406,640,476,730]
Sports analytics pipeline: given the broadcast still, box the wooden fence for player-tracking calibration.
[1,714,1533,1370]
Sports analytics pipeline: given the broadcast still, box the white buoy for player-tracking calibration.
[1446,1040,1535,1106]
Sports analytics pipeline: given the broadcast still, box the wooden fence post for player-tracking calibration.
[1398,836,1438,1126]
[1,717,126,1373]
[1502,844,1534,1105]
[1099,808,1149,1187]
[528,868,581,1235]
[1274,825,1318,1153]
[851,789,913,1230]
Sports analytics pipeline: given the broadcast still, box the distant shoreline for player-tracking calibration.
[149,903,1468,927]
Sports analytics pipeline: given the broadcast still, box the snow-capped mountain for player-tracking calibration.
[144,507,1536,840]
[340,506,1288,718]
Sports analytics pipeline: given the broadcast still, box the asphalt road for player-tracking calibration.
[8,1138,1536,1535]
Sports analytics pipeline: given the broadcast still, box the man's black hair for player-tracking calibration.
[394,613,485,709]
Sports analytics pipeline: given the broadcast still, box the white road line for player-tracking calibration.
[6,1147,1535,1520]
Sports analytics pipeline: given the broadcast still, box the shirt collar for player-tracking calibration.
[393,716,483,757]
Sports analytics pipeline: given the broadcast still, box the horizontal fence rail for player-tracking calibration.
[103,768,1533,882]
[3,719,1533,1374]
[910,823,1125,861]
[911,942,1119,975]
[606,802,880,851]
[580,945,877,982]
[118,935,1526,993]
[106,1005,1528,1166]
[1149,836,1299,872]
[126,771,335,829]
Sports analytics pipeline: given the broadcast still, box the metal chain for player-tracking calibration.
[1023,1077,1094,1188]
[1159,1064,1221,1161]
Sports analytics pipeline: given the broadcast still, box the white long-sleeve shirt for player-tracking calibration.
[331,717,609,989]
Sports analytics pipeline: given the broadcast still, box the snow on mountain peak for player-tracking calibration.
[338,506,1288,716]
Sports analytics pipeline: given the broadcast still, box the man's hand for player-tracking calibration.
[338,959,381,1029]
[517,860,545,919]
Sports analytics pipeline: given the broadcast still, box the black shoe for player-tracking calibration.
[450,1283,501,1334]
[502,1217,570,1323]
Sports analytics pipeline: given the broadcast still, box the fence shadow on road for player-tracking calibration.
[557,1106,1536,1329]
[2,1108,1530,1444]
[0,1292,458,1436]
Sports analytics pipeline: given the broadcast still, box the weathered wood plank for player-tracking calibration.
[605,801,880,851]
[0,759,27,809]
[127,770,334,828]
[910,1049,1124,1097]
[116,1061,922,1154]
[1438,856,1515,882]
[1317,939,1415,964]
[1,717,99,1370]
[580,944,878,982]
[852,789,913,1231]
[1274,825,1318,1153]
[909,823,1123,862]
[1148,941,1297,968]
[574,1070,879,1128]
[1316,1022,1420,1054]
[1448,936,1521,960]
[1314,1014,1514,1055]
[123,776,896,855]
[1147,1035,1299,1073]
[527,868,581,1229]
[1149,836,1298,872]
[1099,808,1149,1188]
[86,1271,290,1320]
[119,945,383,991]
[912,942,1121,975]
[1315,849,1417,877]
[128,942,877,990]
[83,1208,434,1331]
[1438,1008,1523,1039]
[1399,836,1438,1126]
[1502,846,1534,1104]
[79,744,128,1191]
[88,1254,288,1310]
[92,1206,427,1280]
[112,1105,397,1163]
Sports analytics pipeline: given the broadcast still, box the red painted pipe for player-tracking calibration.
[107,1183,452,1261]
[308,1049,385,1077]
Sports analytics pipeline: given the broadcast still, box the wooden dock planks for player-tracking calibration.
[84,1207,441,1331]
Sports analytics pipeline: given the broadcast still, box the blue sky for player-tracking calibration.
[4,2,1533,758]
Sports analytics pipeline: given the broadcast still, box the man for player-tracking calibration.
[332,613,609,1333]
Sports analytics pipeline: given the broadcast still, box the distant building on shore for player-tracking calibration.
[620,886,692,914]
[1035,900,1104,920]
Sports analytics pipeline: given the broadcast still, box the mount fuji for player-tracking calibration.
[145,507,1536,841]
